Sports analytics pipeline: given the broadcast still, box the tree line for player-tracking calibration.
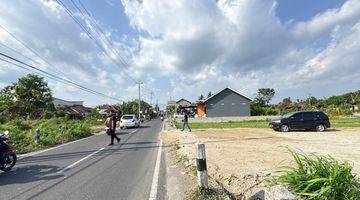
[0,74,157,123]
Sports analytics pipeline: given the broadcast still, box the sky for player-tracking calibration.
[0,0,359,108]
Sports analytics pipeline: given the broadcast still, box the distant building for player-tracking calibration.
[176,99,191,107]
[197,88,252,117]
[53,97,83,108]
[167,100,176,107]
[97,104,118,115]
[53,97,91,119]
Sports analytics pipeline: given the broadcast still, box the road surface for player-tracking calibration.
[0,119,166,200]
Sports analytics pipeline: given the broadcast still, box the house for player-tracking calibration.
[176,99,192,107]
[53,97,92,119]
[176,99,197,117]
[53,97,83,108]
[57,105,92,119]
[97,104,118,115]
[197,88,252,117]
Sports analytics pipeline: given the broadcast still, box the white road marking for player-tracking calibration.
[19,127,142,159]
[149,139,163,200]
[18,135,100,159]
[57,147,105,174]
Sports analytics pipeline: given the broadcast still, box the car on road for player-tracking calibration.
[269,111,330,132]
[120,114,140,129]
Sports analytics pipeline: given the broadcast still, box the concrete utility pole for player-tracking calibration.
[150,91,154,107]
[196,142,208,191]
[137,81,143,119]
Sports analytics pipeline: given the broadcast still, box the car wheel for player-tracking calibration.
[280,124,289,132]
[316,124,325,132]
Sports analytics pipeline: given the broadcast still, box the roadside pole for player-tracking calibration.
[137,81,143,120]
[196,142,208,192]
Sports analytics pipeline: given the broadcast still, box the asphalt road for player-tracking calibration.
[0,119,165,200]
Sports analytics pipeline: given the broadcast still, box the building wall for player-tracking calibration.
[197,103,206,117]
[205,89,251,117]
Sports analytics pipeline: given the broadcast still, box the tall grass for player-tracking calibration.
[273,151,360,199]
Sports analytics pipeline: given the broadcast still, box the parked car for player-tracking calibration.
[269,111,330,132]
[173,114,184,119]
[120,114,140,129]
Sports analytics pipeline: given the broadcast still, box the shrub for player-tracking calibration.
[0,115,6,124]
[273,151,360,199]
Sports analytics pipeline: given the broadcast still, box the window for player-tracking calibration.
[292,113,302,120]
[122,115,134,120]
[303,112,314,120]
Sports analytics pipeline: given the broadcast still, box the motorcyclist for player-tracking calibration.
[0,135,9,166]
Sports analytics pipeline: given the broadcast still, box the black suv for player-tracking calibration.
[269,111,330,132]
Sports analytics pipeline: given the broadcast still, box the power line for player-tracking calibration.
[65,0,157,99]
[0,24,69,78]
[56,0,138,83]
[0,52,122,102]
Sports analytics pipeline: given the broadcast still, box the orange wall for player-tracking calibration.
[197,103,206,117]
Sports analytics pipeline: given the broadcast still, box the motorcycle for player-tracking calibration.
[0,131,17,172]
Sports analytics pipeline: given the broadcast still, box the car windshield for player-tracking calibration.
[122,116,134,120]
[282,112,295,118]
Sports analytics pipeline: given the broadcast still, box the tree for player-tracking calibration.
[282,97,292,104]
[0,85,15,113]
[207,92,212,98]
[254,88,275,106]
[198,94,204,101]
[1,74,54,119]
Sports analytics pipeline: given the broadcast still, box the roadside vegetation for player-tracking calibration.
[0,74,160,154]
[0,117,103,154]
[273,151,360,199]
[186,187,227,200]
[176,117,360,129]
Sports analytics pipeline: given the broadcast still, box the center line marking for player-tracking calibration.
[58,147,105,174]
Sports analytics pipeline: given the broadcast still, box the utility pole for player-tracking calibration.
[137,81,143,119]
[150,91,154,107]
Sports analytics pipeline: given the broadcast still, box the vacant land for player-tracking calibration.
[164,127,360,198]
[176,117,360,129]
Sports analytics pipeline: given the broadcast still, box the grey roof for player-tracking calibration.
[203,87,253,103]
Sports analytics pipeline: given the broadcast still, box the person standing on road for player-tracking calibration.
[108,110,120,145]
[181,112,191,132]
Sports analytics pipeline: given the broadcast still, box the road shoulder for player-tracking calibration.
[161,125,196,200]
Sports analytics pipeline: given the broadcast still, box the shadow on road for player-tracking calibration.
[0,164,63,186]
[18,141,160,164]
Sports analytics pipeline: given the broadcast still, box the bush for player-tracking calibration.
[0,115,6,124]
[0,117,102,154]
[273,151,360,199]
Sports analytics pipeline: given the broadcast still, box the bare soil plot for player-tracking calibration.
[164,127,360,198]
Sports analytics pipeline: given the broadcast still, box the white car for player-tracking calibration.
[120,114,140,129]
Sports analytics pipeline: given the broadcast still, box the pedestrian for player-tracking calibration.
[181,112,191,132]
[34,129,40,144]
[107,110,120,145]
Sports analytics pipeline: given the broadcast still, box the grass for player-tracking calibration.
[0,117,104,154]
[176,118,360,129]
[186,187,227,200]
[272,151,360,199]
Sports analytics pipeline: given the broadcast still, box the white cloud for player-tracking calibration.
[122,0,360,102]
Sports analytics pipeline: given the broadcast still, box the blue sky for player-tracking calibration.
[0,0,359,107]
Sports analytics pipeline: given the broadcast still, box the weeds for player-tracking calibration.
[186,187,227,200]
[273,151,360,199]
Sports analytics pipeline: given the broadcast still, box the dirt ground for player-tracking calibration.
[161,127,360,199]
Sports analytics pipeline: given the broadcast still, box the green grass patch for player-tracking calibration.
[272,151,360,199]
[330,118,360,127]
[0,117,104,154]
[176,118,360,129]
[176,120,269,129]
